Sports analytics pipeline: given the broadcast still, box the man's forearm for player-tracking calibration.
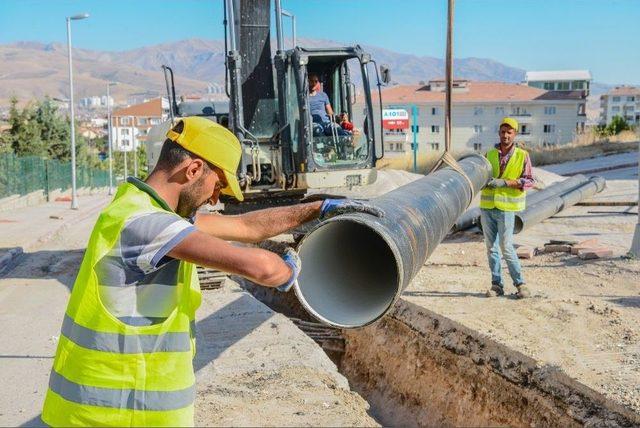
[239,201,323,242]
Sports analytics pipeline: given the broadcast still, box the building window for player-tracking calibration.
[473,125,482,133]
[431,107,438,115]
[120,117,130,125]
[612,106,620,112]
[543,82,554,90]
[150,118,161,125]
[627,96,635,102]
[511,107,528,116]
[571,81,584,90]
[138,117,148,125]
[122,128,130,135]
[473,143,482,151]
[543,124,556,133]
[474,106,483,116]
[122,139,130,147]
[430,143,439,150]
[520,124,529,134]
[431,125,440,133]
[544,106,556,115]
[557,82,570,90]
[612,96,621,102]
[495,107,504,115]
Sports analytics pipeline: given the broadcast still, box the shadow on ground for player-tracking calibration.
[0,248,85,291]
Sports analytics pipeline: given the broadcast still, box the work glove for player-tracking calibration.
[486,178,508,188]
[319,199,384,220]
[276,248,301,292]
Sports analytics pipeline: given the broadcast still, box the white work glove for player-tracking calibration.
[486,178,508,188]
[276,248,301,292]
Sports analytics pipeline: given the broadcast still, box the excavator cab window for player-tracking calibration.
[308,57,369,168]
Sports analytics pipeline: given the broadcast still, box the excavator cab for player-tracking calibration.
[224,0,388,208]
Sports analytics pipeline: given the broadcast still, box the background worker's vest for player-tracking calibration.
[42,183,201,427]
[480,147,527,212]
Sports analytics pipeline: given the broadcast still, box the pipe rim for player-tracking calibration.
[294,214,405,328]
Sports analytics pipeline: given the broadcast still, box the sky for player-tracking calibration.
[0,0,638,85]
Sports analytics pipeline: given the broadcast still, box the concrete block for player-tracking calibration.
[577,248,613,260]
[544,244,572,253]
[571,239,601,255]
[516,246,536,259]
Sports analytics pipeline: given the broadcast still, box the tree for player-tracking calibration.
[606,115,630,135]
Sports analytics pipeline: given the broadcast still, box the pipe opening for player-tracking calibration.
[296,220,399,328]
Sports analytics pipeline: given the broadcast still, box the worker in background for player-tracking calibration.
[41,117,380,427]
[480,117,534,299]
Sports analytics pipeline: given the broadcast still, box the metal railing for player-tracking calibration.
[0,153,109,200]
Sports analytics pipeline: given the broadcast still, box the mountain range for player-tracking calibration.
[0,38,613,121]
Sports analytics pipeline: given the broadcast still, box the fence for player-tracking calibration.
[0,153,109,200]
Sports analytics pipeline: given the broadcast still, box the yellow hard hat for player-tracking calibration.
[166,116,244,201]
[500,117,519,132]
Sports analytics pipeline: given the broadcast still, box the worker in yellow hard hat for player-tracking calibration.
[42,116,382,427]
[479,117,535,299]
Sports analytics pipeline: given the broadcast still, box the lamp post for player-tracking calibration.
[66,12,89,210]
[106,82,117,194]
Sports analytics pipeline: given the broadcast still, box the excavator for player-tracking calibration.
[147,0,390,212]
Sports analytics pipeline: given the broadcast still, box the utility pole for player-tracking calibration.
[65,13,89,209]
[106,82,117,194]
[629,139,640,257]
[132,116,138,178]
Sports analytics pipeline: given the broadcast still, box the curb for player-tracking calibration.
[0,247,24,276]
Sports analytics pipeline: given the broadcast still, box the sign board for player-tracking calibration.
[382,109,409,130]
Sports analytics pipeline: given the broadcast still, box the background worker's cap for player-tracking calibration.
[500,117,519,132]
[166,117,244,201]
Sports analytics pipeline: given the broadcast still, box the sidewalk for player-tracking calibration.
[0,193,112,273]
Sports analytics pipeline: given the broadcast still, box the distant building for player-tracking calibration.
[376,79,588,154]
[111,98,170,152]
[525,70,591,95]
[599,86,640,126]
[79,96,114,109]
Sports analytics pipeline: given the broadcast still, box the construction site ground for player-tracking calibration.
[0,150,638,425]
[402,153,640,415]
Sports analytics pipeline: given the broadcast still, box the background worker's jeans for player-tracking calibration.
[480,208,525,288]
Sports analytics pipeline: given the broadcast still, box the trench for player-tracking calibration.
[237,265,639,427]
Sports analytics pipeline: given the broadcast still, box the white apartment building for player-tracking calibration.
[111,98,170,152]
[599,86,640,125]
[376,79,587,155]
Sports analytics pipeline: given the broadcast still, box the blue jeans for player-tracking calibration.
[480,208,525,288]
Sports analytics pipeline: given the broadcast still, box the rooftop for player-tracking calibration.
[113,97,166,117]
[381,81,570,104]
[607,86,640,96]
[525,70,592,82]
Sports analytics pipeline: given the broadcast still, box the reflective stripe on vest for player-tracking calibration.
[61,314,191,354]
[49,371,195,411]
[42,182,201,427]
[480,147,527,212]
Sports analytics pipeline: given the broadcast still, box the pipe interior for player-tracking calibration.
[297,220,399,328]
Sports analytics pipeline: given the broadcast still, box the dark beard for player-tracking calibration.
[176,176,206,218]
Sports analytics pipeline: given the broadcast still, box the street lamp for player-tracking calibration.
[106,82,117,195]
[66,12,90,210]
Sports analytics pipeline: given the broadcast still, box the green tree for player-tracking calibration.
[606,115,630,135]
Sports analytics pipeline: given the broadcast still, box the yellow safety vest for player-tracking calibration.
[480,147,527,212]
[42,181,201,427]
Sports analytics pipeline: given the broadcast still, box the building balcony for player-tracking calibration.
[578,113,587,117]
[510,113,532,117]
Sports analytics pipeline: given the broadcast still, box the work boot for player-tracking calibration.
[515,284,531,299]
[486,284,504,297]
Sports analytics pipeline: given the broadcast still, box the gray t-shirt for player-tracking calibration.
[95,210,196,326]
[309,91,330,123]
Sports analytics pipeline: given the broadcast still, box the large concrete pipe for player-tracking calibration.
[514,176,606,233]
[295,154,492,328]
[451,174,591,233]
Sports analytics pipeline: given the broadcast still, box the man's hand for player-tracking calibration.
[276,248,301,292]
[319,199,384,220]
[486,178,507,188]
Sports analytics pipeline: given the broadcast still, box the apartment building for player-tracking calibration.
[525,70,591,96]
[376,79,587,154]
[111,98,170,152]
[599,86,640,126]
